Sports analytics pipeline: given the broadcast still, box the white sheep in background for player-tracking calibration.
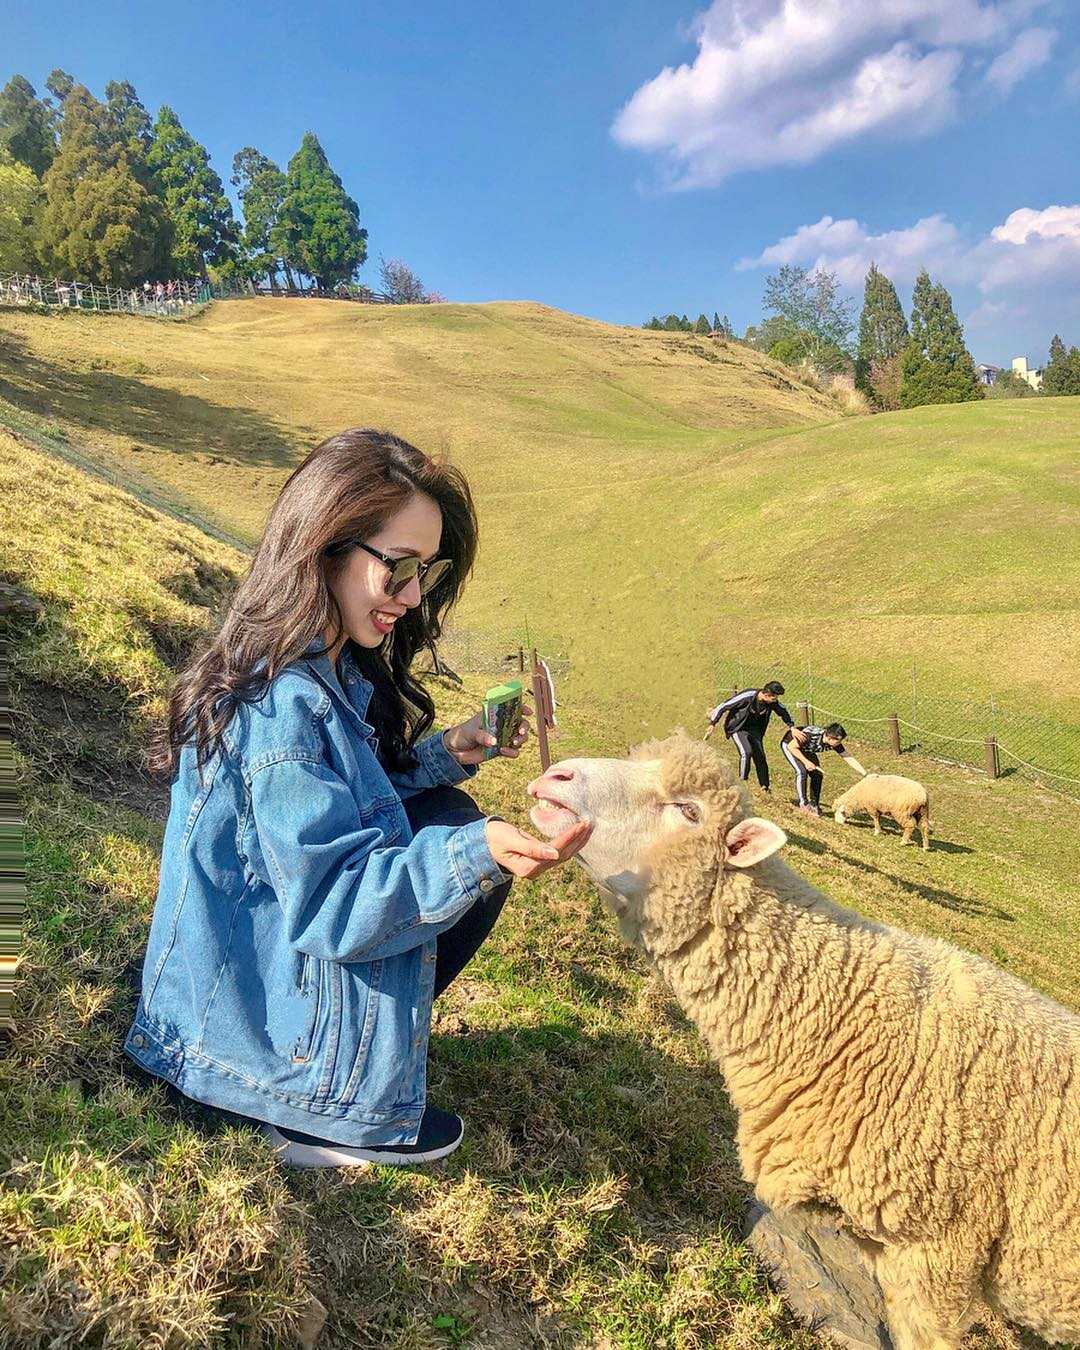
[526,733,1079,1350]
[833,773,931,850]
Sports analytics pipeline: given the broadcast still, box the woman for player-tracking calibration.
[125,429,590,1169]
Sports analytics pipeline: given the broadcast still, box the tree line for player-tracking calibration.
[643,311,734,336]
[646,262,1079,409]
[0,71,438,299]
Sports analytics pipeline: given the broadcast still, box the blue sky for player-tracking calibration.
[6,0,1080,364]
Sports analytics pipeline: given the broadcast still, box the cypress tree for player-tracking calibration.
[713,311,721,333]
[856,263,908,406]
[900,270,982,407]
[148,107,238,278]
[0,75,57,177]
[232,147,288,286]
[273,132,366,288]
[40,84,170,286]
[694,313,710,334]
[0,148,44,271]
[1041,335,1080,395]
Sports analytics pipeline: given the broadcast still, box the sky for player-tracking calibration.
[5,0,1080,365]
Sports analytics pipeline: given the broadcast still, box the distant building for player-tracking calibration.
[976,363,1001,386]
[1012,356,1043,391]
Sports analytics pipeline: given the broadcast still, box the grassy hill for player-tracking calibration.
[2,425,1078,1347]
[1,298,1077,767]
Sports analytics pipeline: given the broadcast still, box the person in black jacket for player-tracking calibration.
[703,681,805,791]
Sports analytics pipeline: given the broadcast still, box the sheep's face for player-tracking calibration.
[526,732,786,946]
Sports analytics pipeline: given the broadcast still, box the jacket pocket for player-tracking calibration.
[291,951,323,1064]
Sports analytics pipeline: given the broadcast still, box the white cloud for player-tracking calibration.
[739,203,1080,305]
[738,213,962,286]
[613,0,1055,187]
[985,26,1055,92]
[991,205,1080,245]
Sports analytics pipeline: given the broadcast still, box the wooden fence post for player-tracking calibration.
[985,736,999,779]
[797,701,809,727]
[888,713,901,756]
[518,646,525,673]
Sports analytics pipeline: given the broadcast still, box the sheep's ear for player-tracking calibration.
[724,817,787,868]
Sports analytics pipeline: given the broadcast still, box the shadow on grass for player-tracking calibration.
[3,576,174,820]
[832,814,975,855]
[0,325,297,469]
[785,829,1013,921]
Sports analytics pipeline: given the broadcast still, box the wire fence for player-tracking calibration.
[421,627,571,686]
[0,270,398,319]
[715,655,1080,800]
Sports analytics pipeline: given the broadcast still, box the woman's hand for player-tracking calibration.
[484,816,593,879]
[443,703,534,766]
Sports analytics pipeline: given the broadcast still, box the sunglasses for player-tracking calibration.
[328,539,452,598]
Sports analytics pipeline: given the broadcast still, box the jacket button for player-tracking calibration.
[132,1034,146,1048]
[479,877,494,893]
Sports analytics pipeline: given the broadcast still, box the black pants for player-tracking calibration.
[411,785,513,997]
[730,729,770,789]
[781,740,822,807]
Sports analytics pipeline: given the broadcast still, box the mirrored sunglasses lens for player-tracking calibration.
[420,559,451,593]
[388,558,421,596]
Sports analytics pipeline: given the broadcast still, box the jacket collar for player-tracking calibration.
[301,636,376,733]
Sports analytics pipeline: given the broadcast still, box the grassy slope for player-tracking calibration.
[1,299,1077,759]
[2,428,1077,1348]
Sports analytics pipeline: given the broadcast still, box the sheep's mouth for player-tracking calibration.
[529,794,584,836]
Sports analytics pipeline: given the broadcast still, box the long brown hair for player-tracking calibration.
[149,429,478,779]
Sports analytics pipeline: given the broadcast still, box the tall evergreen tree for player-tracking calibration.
[39,83,170,286]
[231,147,290,286]
[147,107,238,278]
[713,311,721,333]
[272,132,366,288]
[855,263,908,406]
[0,148,44,271]
[694,313,710,334]
[0,75,57,177]
[899,270,982,407]
[105,81,154,166]
[1041,334,1080,395]
[45,70,75,104]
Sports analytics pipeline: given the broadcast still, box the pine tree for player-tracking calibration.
[148,107,238,278]
[694,313,710,334]
[0,75,57,177]
[713,311,721,333]
[1041,335,1080,396]
[856,263,908,407]
[0,148,44,271]
[273,132,366,288]
[39,84,170,286]
[232,147,288,285]
[899,270,982,407]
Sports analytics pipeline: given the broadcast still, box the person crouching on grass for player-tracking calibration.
[703,680,805,793]
[125,428,591,1170]
[780,721,867,816]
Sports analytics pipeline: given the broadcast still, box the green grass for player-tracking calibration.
[2,426,1076,1347]
[1,298,1076,765]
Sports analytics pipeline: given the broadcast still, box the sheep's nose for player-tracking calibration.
[526,762,578,797]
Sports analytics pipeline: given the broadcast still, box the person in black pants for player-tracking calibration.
[780,722,867,816]
[703,680,805,791]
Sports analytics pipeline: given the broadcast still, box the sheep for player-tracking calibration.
[833,773,931,850]
[526,733,1080,1350]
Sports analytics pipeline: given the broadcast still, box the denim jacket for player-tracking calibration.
[124,638,509,1146]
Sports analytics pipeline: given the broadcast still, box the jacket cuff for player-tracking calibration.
[448,817,512,901]
[417,729,479,786]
